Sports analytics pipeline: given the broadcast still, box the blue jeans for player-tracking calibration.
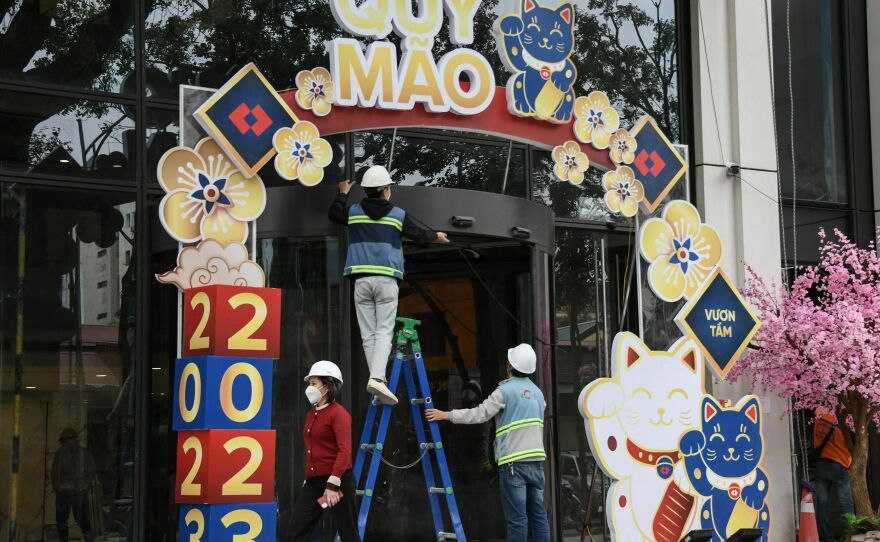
[815,459,854,542]
[499,461,550,542]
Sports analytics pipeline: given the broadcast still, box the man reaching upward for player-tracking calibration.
[329,165,449,405]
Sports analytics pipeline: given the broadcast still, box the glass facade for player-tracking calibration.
[0,0,686,540]
[1,185,136,541]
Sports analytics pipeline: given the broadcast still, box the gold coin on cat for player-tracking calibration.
[693,468,702,479]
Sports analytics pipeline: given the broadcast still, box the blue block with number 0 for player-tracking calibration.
[173,356,273,431]
[179,502,277,541]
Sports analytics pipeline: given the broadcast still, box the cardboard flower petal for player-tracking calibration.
[157,137,266,244]
[573,91,620,149]
[609,128,637,164]
[602,166,644,217]
[639,200,723,302]
[552,140,590,185]
[273,121,333,186]
[295,67,335,117]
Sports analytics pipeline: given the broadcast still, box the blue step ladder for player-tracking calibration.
[353,317,467,541]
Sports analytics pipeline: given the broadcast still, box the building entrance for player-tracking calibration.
[350,240,533,541]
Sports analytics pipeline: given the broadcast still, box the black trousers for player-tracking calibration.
[290,470,360,542]
[56,488,94,542]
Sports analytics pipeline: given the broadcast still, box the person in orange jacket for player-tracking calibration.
[813,408,853,542]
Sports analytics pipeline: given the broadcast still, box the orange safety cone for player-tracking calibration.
[799,485,819,542]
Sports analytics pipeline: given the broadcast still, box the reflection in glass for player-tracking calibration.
[553,227,638,540]
[572,0,681,139]
[144,0,345,99]
[532,149,625,223]
[260,237,340,536]
[0,0,135,94]
[553,229,606,539]
[0,91,135,181]
[354,131,526,197]
[0,184,136,541]
[773,0,848,203]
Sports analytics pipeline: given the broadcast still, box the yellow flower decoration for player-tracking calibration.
[551,141,590,185]
[638,200,723,302]
[609,128,637,164]
[157,138,266,244]
[573,91,620,149]
[272,121,333,186]
[602,166,644,217]
[295,67,334,117]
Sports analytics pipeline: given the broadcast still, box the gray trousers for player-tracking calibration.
[354,276,399,381]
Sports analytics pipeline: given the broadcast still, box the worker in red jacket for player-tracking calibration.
[289,361,360,542]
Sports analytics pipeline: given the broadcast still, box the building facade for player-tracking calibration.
[0,0,875,540]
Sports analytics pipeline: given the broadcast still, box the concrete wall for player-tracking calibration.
[690,0,797,537]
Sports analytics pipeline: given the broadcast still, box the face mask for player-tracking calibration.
[305,385,326,405]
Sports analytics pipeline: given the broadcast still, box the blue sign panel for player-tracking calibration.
[630,116,688,213]
[675,267,761,379]
[173,356,274,430]
[180,502,277,542]
[194,63,298,177]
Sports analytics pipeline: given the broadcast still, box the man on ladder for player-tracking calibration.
[426,344,551,542]
[329,165,449,405]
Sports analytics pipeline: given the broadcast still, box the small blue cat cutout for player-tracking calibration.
[496,0,576,123]
[680,395,771,541]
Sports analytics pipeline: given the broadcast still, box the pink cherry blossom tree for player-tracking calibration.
[730,228,880,517]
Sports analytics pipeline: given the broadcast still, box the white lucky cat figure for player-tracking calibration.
[578,332,704,542]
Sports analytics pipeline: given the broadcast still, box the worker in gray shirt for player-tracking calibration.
[426,344,550,542]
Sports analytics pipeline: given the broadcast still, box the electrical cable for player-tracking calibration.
[786,0,798,276]
[696,2,726,167]
[457,247,558,347]
[364,447,429,470]
[763,0,790,275]
[403,212,558,346]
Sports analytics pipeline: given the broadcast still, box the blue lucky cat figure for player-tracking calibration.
[679,395,771,541]
[496,0,576,123]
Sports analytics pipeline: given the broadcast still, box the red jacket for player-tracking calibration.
[303,401,353,486]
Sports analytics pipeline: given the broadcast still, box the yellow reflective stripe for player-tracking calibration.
[347,216,403,231]
[495,421,543,438]
[497,449,546,465]
[496,418,544,437]
[347,265,402,277]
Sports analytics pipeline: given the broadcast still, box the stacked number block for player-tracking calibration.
[174,285,281,541]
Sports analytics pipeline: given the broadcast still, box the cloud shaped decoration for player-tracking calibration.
[156,239,265,290]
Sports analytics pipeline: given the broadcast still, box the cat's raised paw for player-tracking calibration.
[679,429,706,456]
[584,380,624,419]
[499,15,524,36]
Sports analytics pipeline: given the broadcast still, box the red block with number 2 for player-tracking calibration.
[175,429,276,504]
[183,285,280,359]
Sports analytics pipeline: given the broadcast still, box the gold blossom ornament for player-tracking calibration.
[295,68,334,117]
[552,140,590,185]
[158,138,266,244]
[638,200,723,302]
[609,128,637,164]
[272,121,333,186]
[573,91,620,149]
[602,166,644,217]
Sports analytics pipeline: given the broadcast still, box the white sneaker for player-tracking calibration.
[366,379,398,405]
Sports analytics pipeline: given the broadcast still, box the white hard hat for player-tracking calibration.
[304,360,344,388]
[507,344,537,374]
[361,165,394,188]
